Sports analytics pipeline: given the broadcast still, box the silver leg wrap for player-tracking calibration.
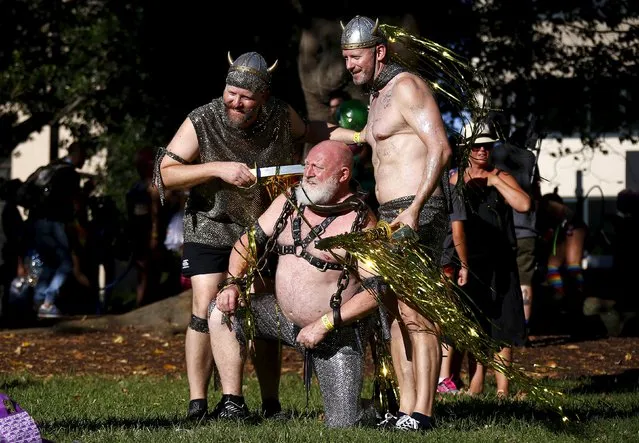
[235,294,370,428]
[188,314,209,334]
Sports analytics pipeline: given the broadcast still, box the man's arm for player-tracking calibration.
[160,118,256,190]
[287,105,358,145]
[392,77,452,229]
[215,193,289,314]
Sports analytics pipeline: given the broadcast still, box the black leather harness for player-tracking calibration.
[275,205,344,271]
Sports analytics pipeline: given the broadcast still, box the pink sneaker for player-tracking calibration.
[437,376,460,394]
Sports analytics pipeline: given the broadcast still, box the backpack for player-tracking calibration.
[0,392,42,443]
[15,162,73,210]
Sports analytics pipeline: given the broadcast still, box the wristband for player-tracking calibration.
[352,131,361,144]
[321,313,334,332]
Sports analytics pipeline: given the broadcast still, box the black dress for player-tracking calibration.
[462,177,527,347]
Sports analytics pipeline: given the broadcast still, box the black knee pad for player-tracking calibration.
[189,314,209,334]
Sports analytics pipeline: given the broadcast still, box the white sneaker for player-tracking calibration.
[394,414,420,431]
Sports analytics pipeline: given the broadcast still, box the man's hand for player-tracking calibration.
[390,205,420,231]
[218,162,257,187]
[215,284,243,315]
[296,319,330,349]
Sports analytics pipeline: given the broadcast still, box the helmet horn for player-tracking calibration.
[340,20,345,30]
[267,59,279,73]
[227,51,234,66]
[371,18,379,35]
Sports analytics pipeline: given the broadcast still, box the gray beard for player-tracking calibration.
[295,178,339,205]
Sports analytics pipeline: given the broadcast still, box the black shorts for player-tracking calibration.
[181,242,231,277]
[181,242,279,278]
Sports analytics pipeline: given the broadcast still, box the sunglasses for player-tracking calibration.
[470,144,494,151]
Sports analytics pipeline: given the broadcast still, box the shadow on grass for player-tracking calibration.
[568,368,639,394]
[38,409,325,434]
[0,378,42,390]
[434,392,639,438]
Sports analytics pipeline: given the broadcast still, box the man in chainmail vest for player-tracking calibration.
[157,52,359,420]
[336,16,454,431]
[210,140,384,427]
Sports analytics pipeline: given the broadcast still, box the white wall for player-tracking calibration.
[536,135,638,199]
[10,124,107,182]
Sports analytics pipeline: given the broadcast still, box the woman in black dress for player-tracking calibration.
[449,122,531,396]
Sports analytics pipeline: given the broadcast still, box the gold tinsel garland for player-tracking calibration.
[316,221,569,421]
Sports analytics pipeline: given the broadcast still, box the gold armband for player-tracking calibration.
[352,131,361,144]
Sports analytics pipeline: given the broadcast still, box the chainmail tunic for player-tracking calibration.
[210,293,370,428]
[184,97,297,248]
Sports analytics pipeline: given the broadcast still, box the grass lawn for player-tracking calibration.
[2,371,638,442]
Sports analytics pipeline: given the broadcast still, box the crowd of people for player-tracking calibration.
[0,143,187,325]
[1,13,634,434]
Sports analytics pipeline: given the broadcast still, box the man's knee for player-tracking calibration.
[398,307,435,333]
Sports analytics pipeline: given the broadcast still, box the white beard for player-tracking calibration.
[295,177,339,205]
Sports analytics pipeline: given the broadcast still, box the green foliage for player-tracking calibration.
[2,373,638,442]
[0,0,636,177]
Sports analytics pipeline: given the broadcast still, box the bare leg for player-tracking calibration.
[521,285,533,322]
[208,302,245,395]
[467,354,486,395]
[398,300,440,417]
[494,347,512,396]
[390,318,415,414]
[186,273,225,401]
[565,228,586,265]
[439,342,453,380]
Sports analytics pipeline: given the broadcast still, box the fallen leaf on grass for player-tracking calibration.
[625,353,632,361]
[113,336,124,344]
[163,364,177,371]
[153,349,165,355]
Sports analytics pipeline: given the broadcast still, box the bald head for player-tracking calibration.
[299,140,354,205]
[307,140,353,172]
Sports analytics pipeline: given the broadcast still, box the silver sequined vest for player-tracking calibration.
[184,97,298,248]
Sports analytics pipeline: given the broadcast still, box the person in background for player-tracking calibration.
[27,142,87,319]
[449,121,529,397]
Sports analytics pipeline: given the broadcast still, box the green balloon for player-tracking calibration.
[337,100,368,131]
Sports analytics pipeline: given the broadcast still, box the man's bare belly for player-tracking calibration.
[275,255,357,327]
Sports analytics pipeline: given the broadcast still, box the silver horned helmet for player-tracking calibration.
[340,15,383,50]
[226,51,278,93]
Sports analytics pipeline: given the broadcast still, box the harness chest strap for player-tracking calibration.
[275,207,343,271]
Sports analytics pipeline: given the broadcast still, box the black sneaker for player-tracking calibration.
[186,399,207,421]
[210,396,250,420]
[394,414,433,431]
[377,412,399,429]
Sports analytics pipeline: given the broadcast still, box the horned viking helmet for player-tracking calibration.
[340,15,383,50]
[226,51,278,93]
